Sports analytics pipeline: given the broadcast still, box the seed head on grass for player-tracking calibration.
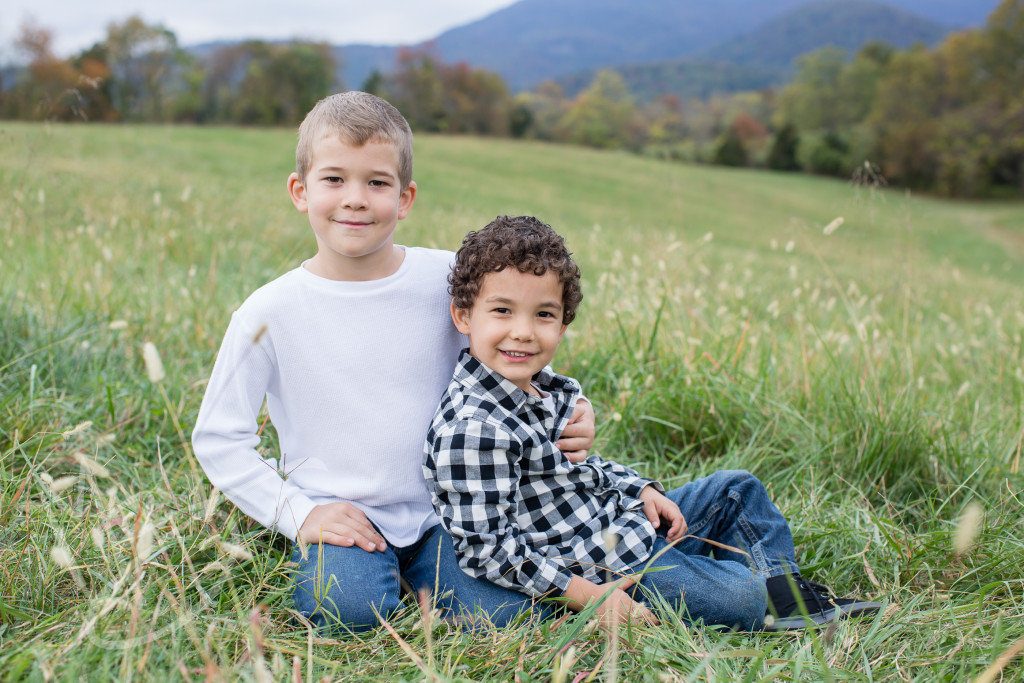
[953,501,983,557]
[823,217,844,236]
[62,421,92,440]
[142,342,165,382]
[72,451,110,478]
[48,475,79,493]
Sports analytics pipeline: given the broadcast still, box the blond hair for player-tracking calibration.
[295,91,413,189]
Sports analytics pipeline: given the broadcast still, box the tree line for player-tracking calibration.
[3,0,1022,197]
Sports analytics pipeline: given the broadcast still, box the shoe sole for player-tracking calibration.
[762,600,884,632]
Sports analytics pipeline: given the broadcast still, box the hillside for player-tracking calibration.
[699,0,949,69]
[3,122,1024,682]
[332,0,999,91]
[548,0,946,101]
[555,60,787,102]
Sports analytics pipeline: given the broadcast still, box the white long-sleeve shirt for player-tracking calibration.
[191,247,463,544]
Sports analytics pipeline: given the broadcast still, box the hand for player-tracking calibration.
[639,485,686,542]
[596,585,659,627]
[564,576,658,627]
[298,502,387,552]
[557,398,595,463]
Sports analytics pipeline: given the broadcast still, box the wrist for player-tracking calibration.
[564,575,622,612]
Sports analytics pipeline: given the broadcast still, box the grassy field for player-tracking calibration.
[1,121,1022,681]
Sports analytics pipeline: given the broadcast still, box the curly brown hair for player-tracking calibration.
[450,216,583,324]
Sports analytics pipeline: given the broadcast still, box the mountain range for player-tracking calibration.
[553,0,952,101]
[206,0,1003,97]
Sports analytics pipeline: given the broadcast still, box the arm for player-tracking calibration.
[192,314,382,546]
[426,419,573,598]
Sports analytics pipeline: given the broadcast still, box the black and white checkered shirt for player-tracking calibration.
[423,350,662,598]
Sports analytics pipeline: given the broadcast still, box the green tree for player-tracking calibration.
[807,130,850,176]
[981,0,1024,192]
[221,41,336,125]
[834,41,893,124]
[713,127,748,167]
[559,70,636,149]
[776,47,847,131]
[867,46,942,188]
[381,49,510,135]
[515,81,570,141]
[101,16,183,121]
[361,69,385,96]
[383,47,446,132]
[438,62,510,135]
[767,123,801,171]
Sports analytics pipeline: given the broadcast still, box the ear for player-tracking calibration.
[287,172,309,213]
[558,323,568,342]
[451,300,472,335]
[397,180,417,220]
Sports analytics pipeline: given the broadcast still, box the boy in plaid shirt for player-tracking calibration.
[423,215,882,630]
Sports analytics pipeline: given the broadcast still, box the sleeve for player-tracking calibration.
[426,418,574,598]
[588,455,663,500]
[191,313,317,541]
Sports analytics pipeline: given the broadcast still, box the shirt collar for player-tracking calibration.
[454,349,579,412]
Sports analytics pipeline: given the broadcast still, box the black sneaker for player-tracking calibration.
[763,575,883,632]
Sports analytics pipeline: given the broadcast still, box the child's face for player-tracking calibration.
[452,268,568,394]
[287,136,416,280]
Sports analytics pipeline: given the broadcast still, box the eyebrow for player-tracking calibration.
[485,295,563,309]
[317,165,397,179]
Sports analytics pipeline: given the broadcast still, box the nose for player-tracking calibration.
[510,316,535,341]
[342,186,367,210]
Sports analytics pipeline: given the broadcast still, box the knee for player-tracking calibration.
[720,469,768,499]
[292,572,402,633]
[290,547,401,635]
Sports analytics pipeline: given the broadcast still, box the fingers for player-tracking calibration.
[601,590,658,627]
[298,502,387,551]
[614,576,637,591]
[557,427,589,444]
[563,399,596,450]
[558,444,589,462]
[665,513,687,542]
[642,499,661,530]
[629,601,659,626]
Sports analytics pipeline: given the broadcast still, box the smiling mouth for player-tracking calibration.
[501,350,533,358]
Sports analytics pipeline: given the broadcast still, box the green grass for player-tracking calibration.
[1,121,1022,681]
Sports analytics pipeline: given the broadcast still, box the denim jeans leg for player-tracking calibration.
[402,525,547,627]
[632,536,767,630]
[290,542,403,634]
[664,469,799,578]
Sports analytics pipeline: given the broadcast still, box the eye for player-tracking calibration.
[369,179,390,188]
[537,310,558,319]
[492,307,511,315]
[324,176,343,184]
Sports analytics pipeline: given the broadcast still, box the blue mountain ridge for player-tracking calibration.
[195,0,1002,94]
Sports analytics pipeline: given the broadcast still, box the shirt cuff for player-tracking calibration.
[270,493,318,542]
[621,477,663,499]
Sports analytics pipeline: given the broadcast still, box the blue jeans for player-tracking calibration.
[291,524,543,634]
[626,469,799,630]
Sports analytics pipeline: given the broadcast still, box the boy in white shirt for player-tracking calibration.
[191,92,594,634]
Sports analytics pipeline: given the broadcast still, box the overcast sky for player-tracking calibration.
[1,0,520,58]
